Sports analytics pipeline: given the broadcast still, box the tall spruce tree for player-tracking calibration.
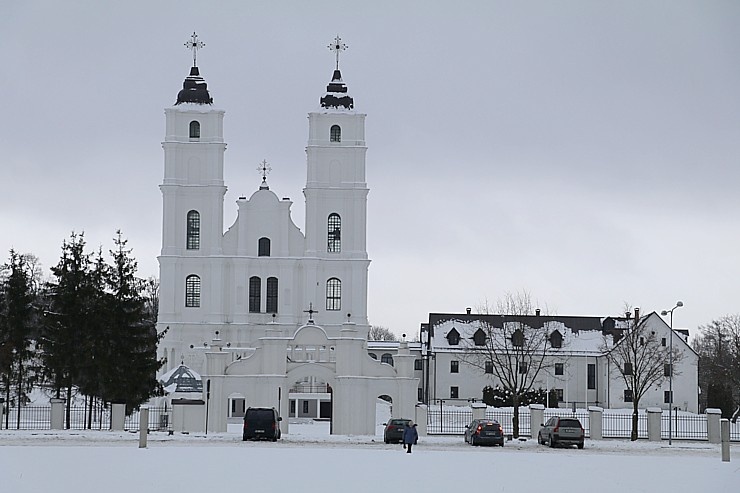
[42,233,94,427]
[103,231,164,410]
[0,251,38,428]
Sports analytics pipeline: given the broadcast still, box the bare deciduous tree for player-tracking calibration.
[368,325,397,341]
[460,291,560,438]
[602,307,683,441]
[693,314,740,419]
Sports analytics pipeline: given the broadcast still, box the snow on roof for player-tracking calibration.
[159,364,203,394]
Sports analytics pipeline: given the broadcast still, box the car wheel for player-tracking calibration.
[470,436,476,446]
[577,442,584,449]
[537,433,543,445]
[549,436,556,448]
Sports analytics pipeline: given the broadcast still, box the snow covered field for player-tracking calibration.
[1,419,737,492]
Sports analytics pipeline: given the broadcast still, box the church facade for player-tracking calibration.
[157,41,371,375]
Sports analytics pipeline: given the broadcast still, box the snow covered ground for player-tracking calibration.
[1,419,737,492]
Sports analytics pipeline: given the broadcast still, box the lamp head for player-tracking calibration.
[661,310,668,316]
[676,301,683,307]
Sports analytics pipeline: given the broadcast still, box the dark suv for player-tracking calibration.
[383,418,411,444]
[538,416,584,449]
[243,407,282,441]
[464,419,505,446]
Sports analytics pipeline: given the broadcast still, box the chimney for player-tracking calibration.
[625,311,631,319]
[466,307,472,315]
[535,308,541,316]
[634,307,640,321]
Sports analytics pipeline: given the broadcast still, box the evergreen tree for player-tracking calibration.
[0,250,39,428]
[102,231,165,410]
[41,232,94,427]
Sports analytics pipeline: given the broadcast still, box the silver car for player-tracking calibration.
[538,417,584,449]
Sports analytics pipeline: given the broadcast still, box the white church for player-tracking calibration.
[156,35,418,435]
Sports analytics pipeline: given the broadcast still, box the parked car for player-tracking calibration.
[538,416,584,449]
[464,419,505,446]
[383,418,412,444]
[243,407,282,441]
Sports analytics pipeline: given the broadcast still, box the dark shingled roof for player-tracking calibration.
[320,69,354,109]
[175,66,213,105]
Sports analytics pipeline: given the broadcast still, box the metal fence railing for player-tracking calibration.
[602,411,648,439]
[662,413,706,440]
[1,405,169,432]
[426,406,740,442]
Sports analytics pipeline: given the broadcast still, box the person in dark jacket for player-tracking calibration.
[403,422,418,453]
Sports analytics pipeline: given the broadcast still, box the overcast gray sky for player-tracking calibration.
[2,1,739,337]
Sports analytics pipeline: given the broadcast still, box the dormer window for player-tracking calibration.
[549,330,563,348]
[189,120,200,139]
[472,328,487,346]
[511,328,524,347]
[330,125,341,142]
[446,328,460,346]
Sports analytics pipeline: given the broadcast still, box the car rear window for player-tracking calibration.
[559,419,581,428]
[481,423,500,430]
[248,409,274,420]
[390,419,409,426]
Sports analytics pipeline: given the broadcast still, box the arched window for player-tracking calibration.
[381,353,394,366]
[326,278,341,311]
[185,275,201,307]
[327,213,341,253]
[266,277,278,313]
[249,276,261,313]
[446,328,460,346]
[189,120,200,139]
[330,124,341,142]
[186,210,200,250]
[472,328,487,346]
[258,237,271,257]
[369,353,377,360]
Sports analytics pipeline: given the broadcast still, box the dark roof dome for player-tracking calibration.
[320,69,354,110]
[175,66,213,105]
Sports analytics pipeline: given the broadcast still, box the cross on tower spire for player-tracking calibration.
[185,32,205,67]
[328,35,347,71]
[303,303,318,325]
[257,159,272,190]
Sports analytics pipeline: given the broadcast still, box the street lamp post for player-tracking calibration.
[661,301,683,445]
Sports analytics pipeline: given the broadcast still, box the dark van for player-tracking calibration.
[243,407,282,441]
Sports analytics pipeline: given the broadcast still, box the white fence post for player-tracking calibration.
[530,404,545,440]
[588,406,603,440]
[415,404,428,436]
[706,408,722,444]
[50,398,65,430]
[647,408,662,441]
[139,406,149,448]
[111,403,126,431]
[471,402,486,422]
[721,419,730,462]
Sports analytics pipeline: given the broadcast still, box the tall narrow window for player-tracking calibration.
[189,120,200,138]
[327,213,341,253]
[450,360,459,373]
[326,278,341,310]
[249,276,261,313]
[186,210,200,250]
[555,363,564,376]
[266,277,278,313]
[664,363,672,377]
[624,389,634,402]
[511,329,524,347]
[185,275,200,307]
[450,386,459,399]
[414,359,423,371]
[587,363,596,390]
[623,362,633,375]
[330,124,341,142]
[258,237,271,257]
[485,360,493,374]
[381,353,394,366]
[518,362,528,374]
[446,328,460,346]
